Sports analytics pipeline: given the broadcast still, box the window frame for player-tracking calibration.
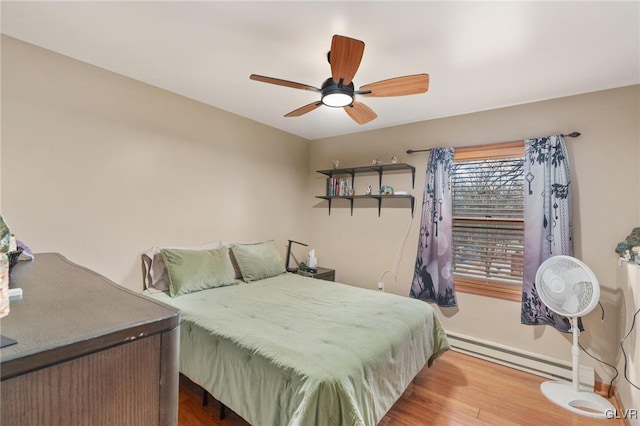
[452,141,525,302]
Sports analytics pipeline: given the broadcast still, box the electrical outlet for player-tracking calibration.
[378,281,384,291]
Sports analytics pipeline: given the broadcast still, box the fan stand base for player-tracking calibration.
[541,381,615,419]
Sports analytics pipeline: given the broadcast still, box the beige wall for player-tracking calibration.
[0,35,3,213]
[1,36,310,291]
[309,86,640,390]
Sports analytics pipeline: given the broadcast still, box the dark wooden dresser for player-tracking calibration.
[0,253,180,426]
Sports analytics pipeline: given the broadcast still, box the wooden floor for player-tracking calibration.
[178,350,624,426]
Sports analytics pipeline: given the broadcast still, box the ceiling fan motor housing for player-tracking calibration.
[320,78,355,107]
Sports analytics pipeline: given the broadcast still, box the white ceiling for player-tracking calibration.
[2,1,639,140]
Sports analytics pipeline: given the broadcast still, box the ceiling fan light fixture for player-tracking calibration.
[322,92,353,107]
[320,78,354,108]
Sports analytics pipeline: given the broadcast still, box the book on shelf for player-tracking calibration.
[326,177,353,197]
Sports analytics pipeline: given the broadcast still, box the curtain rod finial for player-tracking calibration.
[564,132,581,138]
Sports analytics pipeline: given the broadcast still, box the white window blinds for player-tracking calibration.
[451,156,524,284]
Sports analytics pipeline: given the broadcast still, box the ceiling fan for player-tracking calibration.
[249,35,430,125]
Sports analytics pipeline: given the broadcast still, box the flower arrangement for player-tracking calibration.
[615,227,640,262]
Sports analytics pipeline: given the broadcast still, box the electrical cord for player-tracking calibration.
[620,305,640,392]
[578,287,640,397]
[377,214,414,291]
[598,301,605,320]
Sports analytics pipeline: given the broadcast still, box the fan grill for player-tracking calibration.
[536,257,596,316]
[538,279,593,315]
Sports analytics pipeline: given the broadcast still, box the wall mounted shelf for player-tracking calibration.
[315,194,415,217]
[316,163,416,189]
[316,163,416,217]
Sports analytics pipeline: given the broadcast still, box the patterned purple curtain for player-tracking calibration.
[410,148,457,307]
[521,135,575,332]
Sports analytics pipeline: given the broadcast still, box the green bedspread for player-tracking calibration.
[148,273,449,426]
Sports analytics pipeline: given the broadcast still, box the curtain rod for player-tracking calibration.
[405,132,581,155]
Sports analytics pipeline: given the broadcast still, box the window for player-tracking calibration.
[451,142,525,301]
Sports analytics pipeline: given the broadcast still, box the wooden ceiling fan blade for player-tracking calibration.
[284,102,323,117]
[250,74,320,92]
[344,102,377,125]
[330,35,365,86]
[358,74,429,97]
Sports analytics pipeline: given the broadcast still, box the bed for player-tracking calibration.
[142,241,449,426]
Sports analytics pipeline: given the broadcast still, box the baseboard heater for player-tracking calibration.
[446,331,595,391]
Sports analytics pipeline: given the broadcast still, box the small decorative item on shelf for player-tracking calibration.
[332,159,340,169]
[365,185,372,196]
[391,155,398,164]
[380,185,394,195]
[371,158,381,166]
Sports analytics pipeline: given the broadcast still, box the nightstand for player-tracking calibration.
[298,267,335,282]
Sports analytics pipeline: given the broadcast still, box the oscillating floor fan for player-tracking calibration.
[535,255,615,419]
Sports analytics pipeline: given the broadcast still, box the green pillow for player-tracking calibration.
[230,240,286,282]
[161,247,237,297]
